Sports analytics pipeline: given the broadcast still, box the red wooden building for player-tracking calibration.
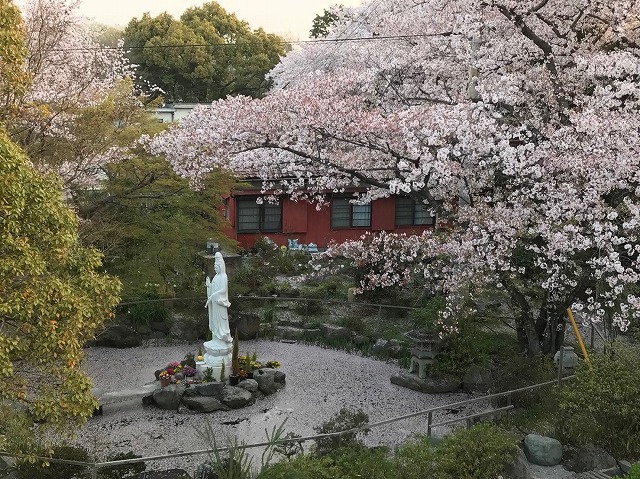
[222,182,438,251]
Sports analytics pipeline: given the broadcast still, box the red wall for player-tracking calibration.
[226,194,436,251]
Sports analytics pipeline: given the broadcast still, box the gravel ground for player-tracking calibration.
[79,340,488,476]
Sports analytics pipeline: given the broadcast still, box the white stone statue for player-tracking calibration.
[198,252,233,378]
[205,252,232,348]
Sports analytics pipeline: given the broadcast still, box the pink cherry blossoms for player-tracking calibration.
[14,0,134,189]
[151,0,640,355]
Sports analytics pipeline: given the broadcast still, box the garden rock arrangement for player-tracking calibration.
[505,434,631,479]
[144,368,286,412]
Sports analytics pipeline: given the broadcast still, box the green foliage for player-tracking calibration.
[615,464,640,479]
[125,299,170,327]
[0,0,29,119]
[183,352,196,368]
[0,132,121,452]
[338,315,366,334]
[273,432,304,461]
[83,155,238,299]
[313,408,369,456]
[197,420,288,479]
[263,307,276,323]
[202,367,215,382]
[15,445,90,479]
[123,3,287,102]
[259,444,396,479]
[261,423,516,479]
[99,451,145,479]
[309,7,342,39]
[396,423,517,479]
[491,355,556,408]
[434,423,518,479]
[410,295,446,330]
[556,345,640,459]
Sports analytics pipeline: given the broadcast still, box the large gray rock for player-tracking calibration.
[150,321,171,334]
[390,371,460,393]
[220,386,255,409]
[524,434,563,466]
[182,396,229,413]
[274,326,309,340]
[229,312,261,340]
[372,339,389,356]
[562,445,617,473]
[94,324,141,348]
[152,384,187,410]
[183,382,224,398]
[463,365,492,393]
[320,323,352,341]
[238,379,259,393]
[253,368,285,395]
[505,447,534,479]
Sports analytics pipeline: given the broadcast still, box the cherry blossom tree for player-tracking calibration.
[8,0,135,191]
[151,0,640,355]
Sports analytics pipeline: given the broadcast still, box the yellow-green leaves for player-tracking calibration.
[0,131,121,451]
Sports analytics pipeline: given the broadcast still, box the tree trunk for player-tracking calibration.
[502,275,542,357]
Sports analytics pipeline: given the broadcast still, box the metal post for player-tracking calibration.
[427,411,433,437]
[91,462,98,479]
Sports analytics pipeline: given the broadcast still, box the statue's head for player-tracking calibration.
[214,252,226,274]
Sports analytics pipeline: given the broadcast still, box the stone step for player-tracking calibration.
[95,383,158,405]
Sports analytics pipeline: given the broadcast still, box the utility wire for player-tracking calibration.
[51,31,457,52]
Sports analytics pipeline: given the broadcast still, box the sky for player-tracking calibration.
[75,0,365,40]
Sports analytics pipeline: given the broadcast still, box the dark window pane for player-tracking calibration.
[332,198,350,228]
[414,203,435,225]
[352,204,371,227]
[238,200,260,231]
[262,203,282,231]
[395,197,414,226]
[237,198,281,232]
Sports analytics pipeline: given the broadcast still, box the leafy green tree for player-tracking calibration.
[123,2,287,102]
[0,0,29,121]
[79,153,239,299]
[309,6,342,39]
[0,131,121,452]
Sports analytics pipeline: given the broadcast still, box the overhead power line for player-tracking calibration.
[51,31,457,52]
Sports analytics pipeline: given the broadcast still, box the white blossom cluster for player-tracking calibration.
[150,0,640,348]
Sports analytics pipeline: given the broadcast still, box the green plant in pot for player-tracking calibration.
[230,329,240,385]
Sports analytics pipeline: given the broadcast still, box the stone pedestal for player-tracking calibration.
[196,340,232,381]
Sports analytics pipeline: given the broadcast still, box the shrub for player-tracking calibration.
[313,408,369,456]
[410,295,446,330]
[435,423,518,479]
[15,445,90,479]
[556,345,640,460]
[491,355,557,408]
[258,445,397,479]
[126,299,170,327]
[395,423,517,479]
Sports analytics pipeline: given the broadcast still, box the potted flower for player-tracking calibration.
[264,360,281,369]
[182,366,197,383]
[159,370,171,387]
